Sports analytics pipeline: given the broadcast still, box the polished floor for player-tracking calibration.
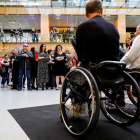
[0,85,60,140]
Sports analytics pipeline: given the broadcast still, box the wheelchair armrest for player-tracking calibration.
[89,61,126,70]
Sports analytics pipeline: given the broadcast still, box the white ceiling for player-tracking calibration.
[0,15,40,29]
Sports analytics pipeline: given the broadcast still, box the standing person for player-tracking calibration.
[54,27,59,42]
[30,47,38,89]
[62,30,66,43]
[35,29,40,42]
[10,29,15,42]
[50,30,54,43]
[17,44,33,91]
[0,28,4,42]
[66,28,71,43]
[65,49,73,74]
[31,28,35,42]
[46,49,55,89]
[11,48,19,89]
[19,28,23,43]
[14,29,19,43]
[1,54,10,88]
[54,45,67,90]
[37,44,50,90]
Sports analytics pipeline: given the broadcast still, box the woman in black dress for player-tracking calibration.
[54,45,67,90]
[30,47,38,89]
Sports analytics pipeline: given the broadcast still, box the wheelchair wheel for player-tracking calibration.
[100,71,140,127]
[60,68,100,136]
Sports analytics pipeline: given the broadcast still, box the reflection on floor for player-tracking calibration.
[0,87,60,140]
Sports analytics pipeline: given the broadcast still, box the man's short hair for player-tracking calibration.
[86,0,102,17]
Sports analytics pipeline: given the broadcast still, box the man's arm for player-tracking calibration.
[120,35,140,65]
[76,25,82,62]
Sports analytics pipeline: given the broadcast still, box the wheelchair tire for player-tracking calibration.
[100,71,140,127]
[60,68,100,137]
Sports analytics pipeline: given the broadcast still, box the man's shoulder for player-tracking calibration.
[78,16,114,29]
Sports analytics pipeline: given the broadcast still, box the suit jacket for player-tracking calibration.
[76,16,119,66]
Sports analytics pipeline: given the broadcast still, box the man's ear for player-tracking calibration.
[85,13,88,18]
[101,8,103,16]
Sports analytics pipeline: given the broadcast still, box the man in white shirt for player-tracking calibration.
[121,25,140,69]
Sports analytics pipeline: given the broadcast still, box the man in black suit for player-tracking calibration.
[76,0,119,67]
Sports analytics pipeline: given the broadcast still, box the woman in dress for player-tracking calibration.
[30,47,38,89]
[54,45,67,90]
[37,44,50,90]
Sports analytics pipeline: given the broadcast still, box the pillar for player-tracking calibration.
[115,15,126,44]
[40,14,50,42]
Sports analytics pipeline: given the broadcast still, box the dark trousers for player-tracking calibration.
[46,70,54,88]
[2,73,9,85]
[18,69,31,89]
[12,69,19,88]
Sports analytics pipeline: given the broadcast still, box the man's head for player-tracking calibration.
[11,48,15,54]
[85,0,103,18]
[13,48,18,55]
[135,25,140,37]
[23,44,28,52]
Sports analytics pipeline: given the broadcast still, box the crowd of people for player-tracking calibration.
[0,44,79,91]
[50,27,76,43]
[10,28,40,43]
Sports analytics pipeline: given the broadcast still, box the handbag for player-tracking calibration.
[1,66,7,74]
[62,53,69,68]
[65,61,69,67]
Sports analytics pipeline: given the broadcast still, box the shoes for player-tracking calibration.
[65,102,80,115]
[28,87,32,91]
[1,85,5,88]
[79,103,86,114]
[18,88,22,91]
[6,85,9,88]
[11,87,17,89]
[23,85,25,88]
[46,87,48,89]
[51,87,53,89]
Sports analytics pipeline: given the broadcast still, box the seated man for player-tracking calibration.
[120,25,140,69]
[76,0,119,67]
[66,0,120,114]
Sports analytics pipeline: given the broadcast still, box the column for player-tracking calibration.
[40,14,50,42]
[115,15,126,44]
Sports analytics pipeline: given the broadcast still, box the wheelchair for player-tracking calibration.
[60,39,140,137]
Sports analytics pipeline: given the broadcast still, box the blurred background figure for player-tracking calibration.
[19,28,23,43]
[0,28,4,42]
[10,29,14,42]
[35,29,40,42]
[50,30,54,43]
[54,27,59,42]
[31,28,35,42]
[14,29,19,43]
